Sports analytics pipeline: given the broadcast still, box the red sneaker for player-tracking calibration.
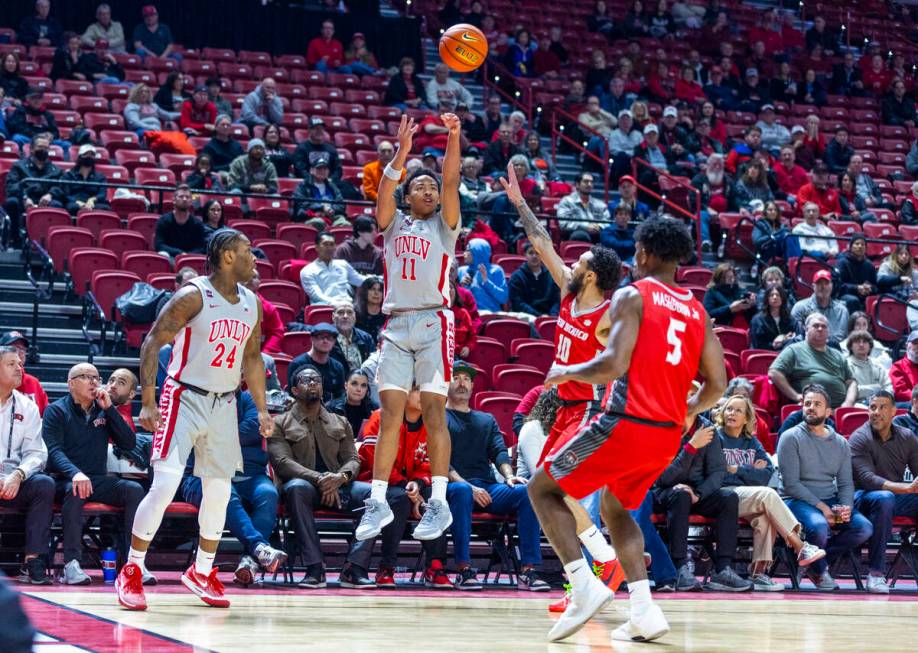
[181,565,230,608]
[594,559,626,593]
[375,565,396,588]
[423,560,453,589]
[548,585,571,613]
[115,562,147,611]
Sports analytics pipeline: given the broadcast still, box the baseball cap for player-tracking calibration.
[312,153,330,167]
[908,331,918,344]
[0,331,29,347]
[746,67,759,77]
[618,109,632,119]
[643,124,658,135]
[78,143,96,157]
[812,269,832,283]
[452,360,478,378]
[760,104,775,112]
[421,147,439,159]
[791,124,805,134]
[662,106,678,118]
[247,138,265,152]
[310,322,339,335]
[194,84,208,94]
[309,117,325,128]
[142,4,158,17]
[619,174,637,186]
[456,102,469,111]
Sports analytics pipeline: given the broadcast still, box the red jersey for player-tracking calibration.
[554,293,610,402]
[604,278,706,427]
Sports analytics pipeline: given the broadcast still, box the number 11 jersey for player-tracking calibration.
[381,209,459,314]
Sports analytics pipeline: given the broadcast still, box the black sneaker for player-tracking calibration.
[339,564,376,589]
[454,567,482,591]
[298,564,327,589]
[517,568,550,592]
[704,566,754,592]
[674,563,702,591]
[18,557,51,586]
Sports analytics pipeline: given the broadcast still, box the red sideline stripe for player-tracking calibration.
[437,253,449,307]
[439,310,452,382]
[173,326,192,382]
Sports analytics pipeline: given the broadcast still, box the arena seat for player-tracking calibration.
[510,340,555,374]
[477,396,521,444]
[492,364,544,395]
[466,337,508,370]
[75,211,121,241]
[46,226,95,274]
[126,214,160,245]
[257,280,305,312]
[228,219,273,242]
[483,319,532,350]
[276,224,318,253]
[281,331,312,357]
[740,349,778,376]
[174,254,207,275]
[303,305,334,325]
[69,248,120,295]
[25,207,72,247]
[836,408,869,437]
[121,251,171,278]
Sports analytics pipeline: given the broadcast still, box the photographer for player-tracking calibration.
[703,263,757,327]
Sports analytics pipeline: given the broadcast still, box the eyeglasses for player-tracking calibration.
[312,333,336,340]
[299,377,322,385]
[71,374,101,383]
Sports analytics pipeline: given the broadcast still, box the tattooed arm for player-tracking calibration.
[137,285,202,432]
[499,163,571,290]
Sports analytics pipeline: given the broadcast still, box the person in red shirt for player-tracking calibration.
[106,368,138,433]
[773,146,810,198]
[796,163,842,217]
[890,333,918,402]
[178,85,216,136]
[862,54,892,97]
[533,34,561,79]
[306,20,344,71]
[244,271,283,354]
[675,65,705,104]
[1,332,47,415]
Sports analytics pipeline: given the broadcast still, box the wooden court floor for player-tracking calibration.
[18,582,918,653]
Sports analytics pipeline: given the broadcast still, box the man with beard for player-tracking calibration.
[293,117,341,181]
[227,139,278,195]
[106,368,137,432]
[777,384,872,591]
[691,153,735,251]
[153,185,206,260]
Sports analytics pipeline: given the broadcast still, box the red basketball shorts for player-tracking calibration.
[537,399,602,467]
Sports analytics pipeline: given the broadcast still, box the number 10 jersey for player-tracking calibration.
[554,293,610,402]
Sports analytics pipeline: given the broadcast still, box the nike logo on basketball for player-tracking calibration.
[461,32,479,42]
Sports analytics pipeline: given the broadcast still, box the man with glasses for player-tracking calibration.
[42,363,141,585]
[289,323,347,403]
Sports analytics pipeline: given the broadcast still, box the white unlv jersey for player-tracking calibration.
[381,208,459,314]
[166,277,259,393]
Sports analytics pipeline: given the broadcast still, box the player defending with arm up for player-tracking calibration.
[355,113,462,543]
[529,217,726,643]
[115,229,273,612]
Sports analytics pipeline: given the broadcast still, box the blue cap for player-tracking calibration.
[309,322,338,335]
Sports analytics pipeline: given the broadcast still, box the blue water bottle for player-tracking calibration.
[102,548,117,583]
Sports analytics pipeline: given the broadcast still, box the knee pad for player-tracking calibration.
[131,469,183,541]
[198,477,232,541]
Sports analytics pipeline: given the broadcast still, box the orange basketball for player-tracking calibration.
[439,23,488,73]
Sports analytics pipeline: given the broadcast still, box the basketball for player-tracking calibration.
[438,23,488,73]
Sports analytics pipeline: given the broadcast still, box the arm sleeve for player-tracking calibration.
[16,400,47,478]
[41,405,81,478]
[703,288,733,322]
[236,392,262,447]
[849,431,887,492]
[300,266,333,305]
[777,432,823,506]
[337,421,361,479]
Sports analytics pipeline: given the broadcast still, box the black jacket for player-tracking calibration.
[8,107,60,140]
[50,48,84,81]
[201,137,244,173]
[18,15,63,46]
[330,327,376,375]
[292,140,341,180]
[901,197,918,226]
[0,72,29,101]
[835,251,877,297]
[288,352,346,402]
[824,138,854,174]
[292,175,344,217]
[78,54,126,82]
[830,64,862,95]
[703,283,754,326]
[153,212,206,257]
[654,420,725,501]
[383,73,427,108]
[508,264,560,316]
[4,157,62,203]
[54,167,108,206]
[482,140,521,175]
[882,95,918,127]
[749,310,796,350]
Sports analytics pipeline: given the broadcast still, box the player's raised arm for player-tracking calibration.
[545,286,642,387]
[684,313,727,428]
[439,112,461,229]
[376,115,418,231]
[500,163,571,290]
[243,298,273,438]
[137,285,203,432]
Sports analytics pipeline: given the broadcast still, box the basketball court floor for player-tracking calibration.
[16,573,918,652]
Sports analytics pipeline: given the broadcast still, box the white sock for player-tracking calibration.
[628,579,653,617]
[430,476,448,503]
[578,525,616,563]
[563,558,595,594]
[127,547,147,569]
[195,548,216,576]
[370,479,388,503]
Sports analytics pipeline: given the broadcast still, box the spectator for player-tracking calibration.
[691,153,734,250]
[704,263,757,327]
[425,63,474,113]
[0,54,28,104]
[243,270,282,354]
[269,366,409,588]
[769,61,798,104]
[482,123,521,175]
[19,0,62,47]
[181,389,286,587]
[751,200,788,265]
[533,33,562,78]
[383,57,426,110]
[288,324,347,401]
[889,331,918,403]
[455,102,487,144]
[850,391,918,593]
[847,155,887,212]
[830,52,864,97]
[361,141,401,202]
[152,72,187,113]
[186,154,223,193]
[228,139,278,195]
[647,0,676,38]
[102,368,137,434]
[78,39,125,84]
[292,155,347,227]
[773,146,808,200]
[790,269,848,342]
[609,174,649,220]
[734,159,774,210]
[893,384,918,432]
[607,111,643,181]
[791,203,839,259]
[329,299,374,375]
[846,331,892,404]
[837,172,875,223]
[796,165,841,219]
[8,89,64,151]
[306,20,344,71]
[795,68,827,107]
[0,346,53,585]
[704,66,739,111]
[293,117,341,181]
[599,205,637,263]
[841,312,893,371]
[675,65,706,104]
[123,83,179,136]
[777,384,872,590]
[755,105,790,156]
[449,281,477,359]
[328,370,378,438]
[259,124,291,178]
[300,232,365,306]
[653,419,753,591]
[793,115,824,170]
[769,313,856,407]
[132,5,176,60]
[556,172,609,242]
[0,332,47,414]
[835,234,877,312]
[331,218,381,277]
[3,134,62,248]
[354,277,385,342]
[154,185,206,259]
[445,364,549,591]
[882,79,917,128]
[599,77,632,117]
[578,96,616,138]
[878,243,918,296]
[862,53,891,97]
[725,127,764,175]
[716,395,826,589]
[805,15,837,54]
[458,238,508,312]
[508,240,561,316]
[205,76,232,117]
[823,127,854,175]
[82,4,125,52]
[738,68,771,113]
[177,85,216,137]
[750,284,795,351]
[43,363,140,585]
[503,29,535,77]
[341,32,379,76]
[202,115,244,173]
[55,144,110,215]
[240,78,283,131]
[50,32,88,81]
[907,139,918,179]
[896,180,918,226]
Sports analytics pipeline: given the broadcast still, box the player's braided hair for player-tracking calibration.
[207,228,246,271]
[587,246,622,291]
[634,217,693,264]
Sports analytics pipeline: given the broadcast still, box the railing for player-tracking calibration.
[630,157,702,261]
[549,108,612,204]
[481,60,536,126]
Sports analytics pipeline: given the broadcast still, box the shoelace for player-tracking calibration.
[356,499,384,514]
[208,568,226,593]
[591,561,606,579]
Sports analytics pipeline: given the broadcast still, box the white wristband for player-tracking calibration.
[383,164,403,181]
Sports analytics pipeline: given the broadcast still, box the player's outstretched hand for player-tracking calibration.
[139,403,162,433]
[258,410,274,438]
[498,162,524,206]
[544,364,571,388]
[396,114,419,152]
[440,112,461,134]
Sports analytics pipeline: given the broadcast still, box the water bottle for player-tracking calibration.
[102,548,117,584]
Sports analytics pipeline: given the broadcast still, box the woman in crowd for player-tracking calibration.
[523,131,557,182]
[262,124,292,178]
[629,100,651,128]
[0,53,28,103]
[838,172,876,223]
[587,0,617,37]
[516,388,561,479]
[845,330,893,404]
[355,276,385,341]
[715,395,826,591]
[878,244,918,295]
[186,153,223,191]
[200,199,225,242]
[795,68,827,106]
[503,29,535,78]
[703,262,757,327]
[153,72,188,113]
[328,369,378,439]
[752,200,788,265]
[50,32,86,81]
[124,83,180,135]
[647,0,676,39]
[383,57,426,110]
[839,311,893,370]
[749,284,796,351]
[622,0,650,37]
[735,159,774,209]
[700,101,727,146]
[769,61,798,104]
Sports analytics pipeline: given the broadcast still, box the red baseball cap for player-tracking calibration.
[812,269,832,283]
[619,175,637,186]
[142,5,158,17]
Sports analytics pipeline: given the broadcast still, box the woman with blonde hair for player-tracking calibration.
[715,395,825,590]
[124,83,179,135]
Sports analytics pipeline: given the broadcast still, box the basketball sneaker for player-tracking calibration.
[454,566,482,591]
[181,564,230,608]
[375,565,396,588]
[115,562,147,611]
[254,543,288,574]
[412,499,453,541]
[548,583,572,613]
[355,498,394,541]
[423,560,453,589]
[593,559,626,592]
[547,575,613,642]
[797,542,826,567]
[233,555,259,587]
[611,603,670,642]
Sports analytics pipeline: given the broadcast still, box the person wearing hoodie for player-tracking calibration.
[240,78,283,130]
[508,240,561,316]
[458,238,509,312]
[715,395,826,591]
[835,234,877,313]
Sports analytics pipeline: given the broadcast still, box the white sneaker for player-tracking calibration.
[612,603,670,643]
[355,498,394,541]
[60,559,91,585]
[866,574,890,594]
[547,576,613,642]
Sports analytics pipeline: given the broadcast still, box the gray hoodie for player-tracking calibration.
[777,422,853,506]
[240,86,283,126]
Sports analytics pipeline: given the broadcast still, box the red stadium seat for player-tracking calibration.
[466,337,508,370]
[867,295,909,343]
[69,248,121,295]
[836,408,868,437]
[113,149,157,173]
[76,211,121,241]
[740,349,778,375]
[304,305,335,325]
[47,226,94,274]
[477,396,522,443]
[276,224,319,253]
[135,168,177,188]
[714,327,749,355]
[509,340,555,374]
[99,231,148,264]
[535,316,556,341]
[492,254,525,276]
[25,208,71,247]
[254,239,298,265]
[258,280,305,312]
[281,331,312,357]
[559,241,592,259]
[159,153,197,176]
[483,319,532,350]
[676,266,713,286]
[55,79,93,95]
[492,364,544,395]
[70,96,109,115]
[83,112,125,132]
[174,254,207,275]
[227,220,272,242]
[248,197,291,226]
[146,272,175,290]
[127,214,159,246]
[121,251,171,277]
[99,130,141,153]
